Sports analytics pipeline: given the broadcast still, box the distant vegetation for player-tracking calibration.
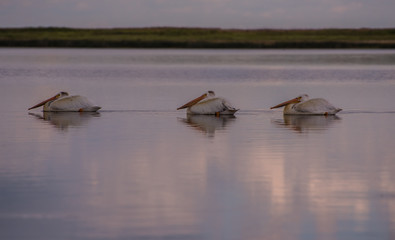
[1,27,395,48]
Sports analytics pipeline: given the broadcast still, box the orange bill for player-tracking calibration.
[270,97,300,109]
[28,95,57,110]
[177,93,207,110]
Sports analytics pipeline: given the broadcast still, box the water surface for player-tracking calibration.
[1,49,395,240]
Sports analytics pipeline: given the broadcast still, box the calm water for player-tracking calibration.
[1,48,395,240]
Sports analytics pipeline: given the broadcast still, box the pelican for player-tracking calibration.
[28,92,101,112]
[177,91,238,115]
[270,94,341,115]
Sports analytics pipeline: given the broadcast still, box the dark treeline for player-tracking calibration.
[1,27,395,48]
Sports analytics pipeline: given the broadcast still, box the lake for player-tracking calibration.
[0,48,395,240]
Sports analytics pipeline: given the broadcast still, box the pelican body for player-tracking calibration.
[270,94,341,115]
[177,91,238,115]
[28,92,101,112]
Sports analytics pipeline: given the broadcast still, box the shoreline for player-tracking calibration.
[1,27,395,49]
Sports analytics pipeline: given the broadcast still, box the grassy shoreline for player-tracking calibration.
[1,27,395,48]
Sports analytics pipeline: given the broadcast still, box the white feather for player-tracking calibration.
[285,98,341,115]
[188,97,238,115]
[45,95,100,112]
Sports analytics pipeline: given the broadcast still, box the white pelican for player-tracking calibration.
[270,94,341,115]
[177,91,238,115]
[28,92,101,112]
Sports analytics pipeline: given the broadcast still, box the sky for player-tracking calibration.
[1,0,394,29]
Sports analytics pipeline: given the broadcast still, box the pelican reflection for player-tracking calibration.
[272,115,341,133]
[29,112,100,131]
[178,115,236,137]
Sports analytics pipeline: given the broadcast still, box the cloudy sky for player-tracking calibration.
[1,0,394,29]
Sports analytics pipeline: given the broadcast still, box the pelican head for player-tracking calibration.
[28,91,69,110]
[177,90,215,110]
[207,90,215,97]
[270,94,309,109]
[298,94,309,102]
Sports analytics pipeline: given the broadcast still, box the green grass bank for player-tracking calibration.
[1,27,395,48]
